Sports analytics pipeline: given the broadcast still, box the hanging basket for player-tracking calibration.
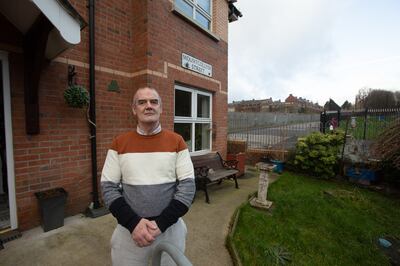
[64,85,89,108]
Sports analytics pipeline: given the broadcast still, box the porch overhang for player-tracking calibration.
[0,0,86,59]
[0,0,86,135]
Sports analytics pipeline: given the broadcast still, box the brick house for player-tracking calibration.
[0,0,241,232]
[229,95,322,113]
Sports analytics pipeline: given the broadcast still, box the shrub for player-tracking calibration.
[293,130,344,179]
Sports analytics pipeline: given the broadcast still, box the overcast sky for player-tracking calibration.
[228,0,400,106]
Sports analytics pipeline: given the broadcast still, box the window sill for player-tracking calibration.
[172,8,220,42]
[190,150,212,156]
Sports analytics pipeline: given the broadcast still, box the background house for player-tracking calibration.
[324,98,341,111]
[229,94,322,113]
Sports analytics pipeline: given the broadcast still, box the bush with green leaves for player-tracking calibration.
[64,85,89,108]
[293,130,344,179]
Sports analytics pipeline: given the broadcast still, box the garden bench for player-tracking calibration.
[191,152,239,203]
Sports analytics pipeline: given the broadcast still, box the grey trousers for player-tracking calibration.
[111,218,187,266]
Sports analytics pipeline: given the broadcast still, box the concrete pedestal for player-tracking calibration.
[250,163,276,210]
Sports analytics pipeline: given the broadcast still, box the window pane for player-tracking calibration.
[174,123,192,151]
[197,0,211,14]
[197,94,210,118]
[195,123,210,151]
[176,0,193,18]
[175,90,192,117]
[195,11,210,29]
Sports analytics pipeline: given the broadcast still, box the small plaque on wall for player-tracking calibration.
[108,80,120,92]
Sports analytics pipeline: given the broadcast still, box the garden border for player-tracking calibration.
[225,206,243,266]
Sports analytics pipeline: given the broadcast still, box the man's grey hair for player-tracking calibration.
[132,87,162,106]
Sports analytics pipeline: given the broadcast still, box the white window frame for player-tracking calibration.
[175,0,213,31]
[0,51,18,229]
[174,84,212,155]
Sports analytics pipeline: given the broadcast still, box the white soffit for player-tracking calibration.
[32,0,81,45]
[0,0,84,59]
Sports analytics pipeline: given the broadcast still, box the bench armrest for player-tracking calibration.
[223,159,238,170]
[194,166,209,179]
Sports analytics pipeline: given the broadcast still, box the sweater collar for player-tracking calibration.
[136,123,162,136]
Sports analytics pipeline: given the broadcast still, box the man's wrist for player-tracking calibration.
[109,197,142,233]
[154,217,169,233]
[126,216,142,233]
[154,199,188,232]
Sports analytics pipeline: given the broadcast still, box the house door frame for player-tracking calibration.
[0,51,18,230]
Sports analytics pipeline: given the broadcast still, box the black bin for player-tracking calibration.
[35,188,68,232]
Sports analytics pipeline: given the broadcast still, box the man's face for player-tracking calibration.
[132,88,162,126]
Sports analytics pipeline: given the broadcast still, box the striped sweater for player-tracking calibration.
[100,129,195,232]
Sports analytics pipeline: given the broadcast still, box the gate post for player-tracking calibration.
[363,108,368,140]
[320,110,326,133]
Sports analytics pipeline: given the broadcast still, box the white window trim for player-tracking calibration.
[175,0,213,31]
[0,51,18,230]
[174,84,212,154]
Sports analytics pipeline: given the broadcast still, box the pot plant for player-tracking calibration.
[64,84,89,108]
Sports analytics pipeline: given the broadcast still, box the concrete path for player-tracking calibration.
[1,169,269,265]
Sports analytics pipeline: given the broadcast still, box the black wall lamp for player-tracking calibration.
[68,65,77,86]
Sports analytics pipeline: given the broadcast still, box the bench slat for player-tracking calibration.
[208,169,238,182]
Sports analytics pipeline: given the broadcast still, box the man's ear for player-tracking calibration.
[132,105,137,116]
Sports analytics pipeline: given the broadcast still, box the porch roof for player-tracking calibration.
[0,0,86,59]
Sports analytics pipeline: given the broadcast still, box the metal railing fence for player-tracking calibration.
[228,112,320,133]
[228,112,321,150]
[320,108,400,140]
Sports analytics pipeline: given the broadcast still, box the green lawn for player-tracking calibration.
[232,172,400,265]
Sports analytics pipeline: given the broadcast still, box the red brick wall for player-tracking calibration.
[8,0,137,230]
[246,149,289,165]
[145,0,228,157]
[5,0,229,230]
[227,140,247,154]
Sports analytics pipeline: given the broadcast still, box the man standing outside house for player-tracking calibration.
[101,87,195,265]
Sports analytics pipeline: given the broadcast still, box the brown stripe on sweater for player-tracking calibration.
[110,129,187,154]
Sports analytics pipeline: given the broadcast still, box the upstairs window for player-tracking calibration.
[174,85,212,153]
[175,0,212,30]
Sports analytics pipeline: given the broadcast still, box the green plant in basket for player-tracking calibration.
[64,85,89,108]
